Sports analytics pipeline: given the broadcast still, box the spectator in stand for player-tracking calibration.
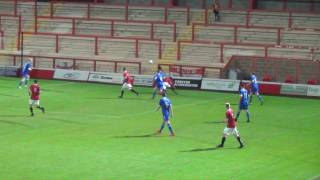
[212,0,220,22]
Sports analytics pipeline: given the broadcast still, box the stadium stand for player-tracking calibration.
[0,0,319,83]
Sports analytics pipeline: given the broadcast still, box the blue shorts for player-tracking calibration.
[162,112,170,121]
[157,83,166,91]
[251,85,259,94]
[239,103,248,110]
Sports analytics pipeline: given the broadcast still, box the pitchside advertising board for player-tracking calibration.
[0,66,19,77]
[280,83,309,96]
[132,74,153,86]
[54,69,89,81]
[307,85,320,97]
[51,69,320,97]
[173,76,202,89]
[201,78,240,92]
[88,72,122,84]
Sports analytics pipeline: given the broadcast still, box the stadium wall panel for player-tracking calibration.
[30,69,54,79]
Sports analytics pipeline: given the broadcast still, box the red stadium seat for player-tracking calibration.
[262,75,272,82]
[285,76,294,83]
[307,79,317,85]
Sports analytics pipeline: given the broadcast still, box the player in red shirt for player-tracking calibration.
[28,80,45,116]
[217,103,244,148]
[163,73,178,95]
[119,67,139,98]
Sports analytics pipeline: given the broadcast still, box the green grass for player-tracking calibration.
[0,77,319,179]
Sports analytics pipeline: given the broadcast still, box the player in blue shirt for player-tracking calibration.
[152,66,166,99]
[155,93,175,136]
[249,72,263,105]
[18,58,33,89]
[235,83,250,123]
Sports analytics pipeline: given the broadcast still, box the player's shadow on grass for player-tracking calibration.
[203,121,225,124]
[0,120,31,128]
[113,133,159,138]
[90,97,148,101]
[180,147,239,152]
[47,117,84,125]
[0,93,20,97]
[41,89,66,93]
[0,115,27,118]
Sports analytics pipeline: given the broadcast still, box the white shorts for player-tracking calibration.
[223,127,240,137]
[164,82,171,88]
[122,83,132,90]
[22,75,30,81]
[29,99,40,106]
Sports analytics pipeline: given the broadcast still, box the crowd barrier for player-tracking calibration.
[1,67,319,98]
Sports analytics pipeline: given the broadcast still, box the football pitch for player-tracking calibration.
[0,77,319,179]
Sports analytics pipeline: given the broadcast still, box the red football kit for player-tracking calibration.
[123,70,133,84]
[226,108,236,128]
[30,84,40,100]
[164,77,175,86]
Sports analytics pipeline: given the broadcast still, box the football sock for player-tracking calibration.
[18,80,23,87]
[159,123,165,132]
[246,111,250,122]
[152,90,157,99]
[29,107,34,116]
[167,123,174,134]
[235,111,240,120]
[220,137,226,146]
[119,90,124,97]
[258,95,263,104]
[237,136,243,146]
[37,106,45,113]
[249,95,253,103]
[24,79,29,86]
[131,89,139,95]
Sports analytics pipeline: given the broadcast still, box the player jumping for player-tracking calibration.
[249,72,263,105]
[18,57,33,89]
[235,83,250,123]
[119,67,139,98]
[29,80,45,116]
[152,66,166,99]
[217,103,244,148]
[155,93,175,136]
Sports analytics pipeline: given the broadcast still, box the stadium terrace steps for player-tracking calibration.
[0,1,14,14]
[1,1,319,78]
[0,16,19,51]
[21,34,160,61]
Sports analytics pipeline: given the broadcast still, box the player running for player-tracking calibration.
[18,58,33,89]
[217,103,244,148]
[119,67,139,98]
[249,72,263,105]
[152,66,166,99]
[235,83,250,123]
[29,80,45,116]
[155,93,175,136]
[163,73,178,95]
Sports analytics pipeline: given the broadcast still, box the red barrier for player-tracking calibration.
[259,83,282,95]
[0,31,3,49]
[30,69,55,79]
